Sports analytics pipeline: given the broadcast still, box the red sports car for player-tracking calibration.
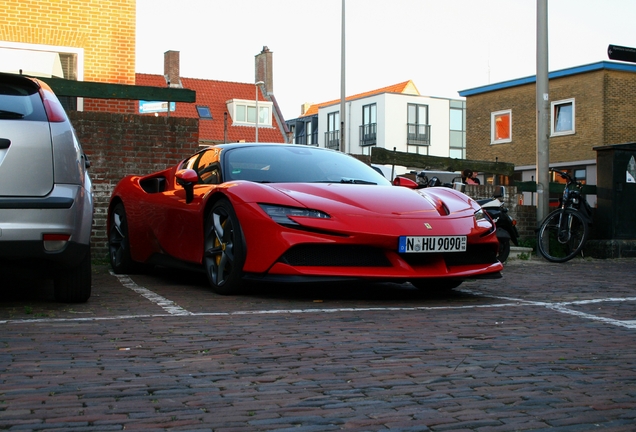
[108,143,502,294]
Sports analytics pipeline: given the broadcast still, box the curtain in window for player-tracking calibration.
[495,113,510,140]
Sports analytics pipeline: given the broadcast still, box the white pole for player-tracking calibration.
[536,0,550,223]
[340,0,346,153]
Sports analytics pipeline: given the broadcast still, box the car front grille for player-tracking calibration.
[400,244,498,267]
[280,244,391,267]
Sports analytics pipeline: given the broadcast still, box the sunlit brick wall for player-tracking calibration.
[1,0,136,111]
[69,112,200,256]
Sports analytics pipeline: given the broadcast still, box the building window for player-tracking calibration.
[407,103,430,146]
[196,105,212,119]
[491,110,512,144]
[325,111,340,150]
[227,99,272,126]
[551,98,575,136]
[306,120,313,145]
[360,103,377,146]
[0,43,83,111]
[449,101,466,158]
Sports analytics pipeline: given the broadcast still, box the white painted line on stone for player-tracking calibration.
[547,304,636,329]
[459,289,636,330]
[110,271,192,316]
[2,277,636,329]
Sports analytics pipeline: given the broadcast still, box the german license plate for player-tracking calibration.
[398,236,467,253]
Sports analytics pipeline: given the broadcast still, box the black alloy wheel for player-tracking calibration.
[109,202,136,274]
[497,237,511,263]
[204,199,246,295]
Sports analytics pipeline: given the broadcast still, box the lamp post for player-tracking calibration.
[255,81,264,142]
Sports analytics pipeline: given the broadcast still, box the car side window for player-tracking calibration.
[190,148,221,184]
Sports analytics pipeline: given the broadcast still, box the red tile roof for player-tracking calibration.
[136,73,285,143]
[300,80,420,117]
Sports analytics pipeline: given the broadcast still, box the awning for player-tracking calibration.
[0,47,64,78]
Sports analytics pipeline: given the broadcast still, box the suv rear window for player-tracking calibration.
[0,76,48,122]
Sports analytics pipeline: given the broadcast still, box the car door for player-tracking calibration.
[150,148,220,264]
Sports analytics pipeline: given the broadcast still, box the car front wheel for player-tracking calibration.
[109,202,136,274]
[204,199,246,295]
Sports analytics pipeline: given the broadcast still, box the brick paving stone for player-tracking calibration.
[1,258,636,430]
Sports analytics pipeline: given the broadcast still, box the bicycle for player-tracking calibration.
[536,169,594,263]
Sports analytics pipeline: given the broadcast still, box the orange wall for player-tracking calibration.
[0,0,136,84]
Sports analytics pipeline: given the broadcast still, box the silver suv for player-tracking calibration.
[0,72,93,302]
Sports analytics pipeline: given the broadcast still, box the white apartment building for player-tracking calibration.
[286,81,466,168]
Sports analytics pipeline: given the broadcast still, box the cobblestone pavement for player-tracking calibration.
[1,257,635,431]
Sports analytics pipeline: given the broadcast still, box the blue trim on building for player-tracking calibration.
[458,61,636,97]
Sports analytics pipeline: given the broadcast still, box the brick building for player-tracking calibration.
[1,0,137,112]
[459,61,636,206]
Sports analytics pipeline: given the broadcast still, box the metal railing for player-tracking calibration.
[294,132,319,146]
[324,131,340,150]
[359,123,377,147]
[407,123,430,146]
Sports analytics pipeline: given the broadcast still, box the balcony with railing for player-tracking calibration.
[324,130,340,150]
[295,131,319,146]
[407,123,430,146]
[359,123,377,147]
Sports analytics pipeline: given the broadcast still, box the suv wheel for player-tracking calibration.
[54,250,92,303]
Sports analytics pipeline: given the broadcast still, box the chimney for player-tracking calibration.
[164,50,182,88]
[255,46,273,95]
[300,103,312,116]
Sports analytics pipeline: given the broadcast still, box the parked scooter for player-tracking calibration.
[476,186,519,263]
[409,172,519,262]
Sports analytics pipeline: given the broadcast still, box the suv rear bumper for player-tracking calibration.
[0,240,90,268]
[0,184,93,268]
[0,184,92,241]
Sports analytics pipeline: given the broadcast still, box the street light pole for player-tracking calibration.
[340,0,346,153]
[255,81,264,143]
[536,0,550,223]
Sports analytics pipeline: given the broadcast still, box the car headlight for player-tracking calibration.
[474,208,487,221]
[474,208,496,234]
[259,204,330,226]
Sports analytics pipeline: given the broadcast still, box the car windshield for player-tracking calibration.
[224,145,391,185]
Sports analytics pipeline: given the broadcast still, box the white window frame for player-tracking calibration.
[491,109,512,144]
[0,41,84,110]
[226,99,273,126]
[551,98,575,137]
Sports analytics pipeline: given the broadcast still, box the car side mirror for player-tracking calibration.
[393,176,418,189]
[83,153,91,169]
[175,169,198,204]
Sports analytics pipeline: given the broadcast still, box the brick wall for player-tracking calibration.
[2,0,145,115]
[604,70,636,144]
[463,184,537,242]
[1,0,136,84]
[68,112,200,257]
[84,98,138,114]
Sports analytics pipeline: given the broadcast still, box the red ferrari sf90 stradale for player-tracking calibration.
[108,143,503,294]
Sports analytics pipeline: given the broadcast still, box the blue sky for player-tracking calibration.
[136,0,636,119]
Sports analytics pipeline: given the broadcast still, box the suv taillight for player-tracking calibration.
[39,88,67,123]
[43,233,70,251]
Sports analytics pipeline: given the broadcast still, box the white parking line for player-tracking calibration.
[109,271,192,316]
[459,288,636,330]
[1,277,635,329]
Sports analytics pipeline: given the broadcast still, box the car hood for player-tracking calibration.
[264,183,475,217]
